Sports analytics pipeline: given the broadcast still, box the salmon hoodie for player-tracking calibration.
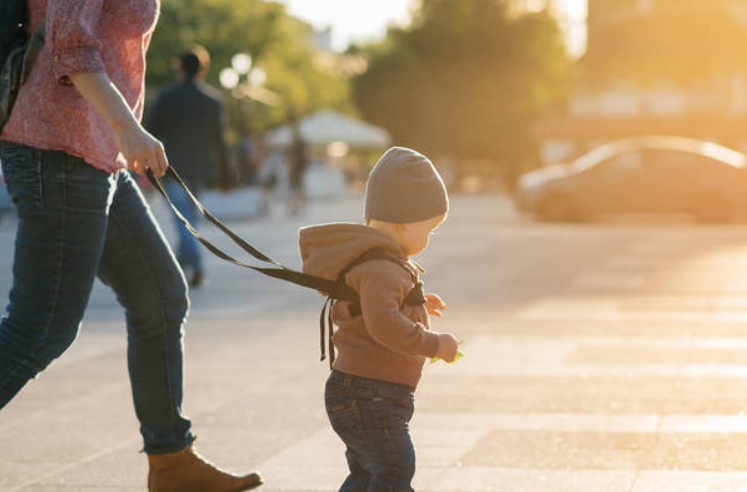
[299,222,441,389]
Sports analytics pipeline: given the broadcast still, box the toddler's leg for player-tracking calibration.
[358,394,416,492]
[325,372,416,492]
[326,374,370,491]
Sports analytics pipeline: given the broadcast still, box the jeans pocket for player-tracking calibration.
[326,394,362,431]
[59,157,113,213]
[0,144,42,214]
[326,394,367,446]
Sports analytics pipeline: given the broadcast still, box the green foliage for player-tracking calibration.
[147,0,350,134]
[352,0,571,183]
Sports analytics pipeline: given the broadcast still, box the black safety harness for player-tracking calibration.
[147,168,427,365]
[320,247,427,365]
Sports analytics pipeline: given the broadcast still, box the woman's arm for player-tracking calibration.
[69,73,168,176]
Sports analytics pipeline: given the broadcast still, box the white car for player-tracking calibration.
[515,136,747,223]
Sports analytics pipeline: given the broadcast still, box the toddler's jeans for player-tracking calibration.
[325,369,416,492]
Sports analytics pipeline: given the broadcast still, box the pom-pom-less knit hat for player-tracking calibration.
[364,146,449,224]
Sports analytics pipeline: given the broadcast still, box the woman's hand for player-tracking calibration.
[425,293,447,317]
[69,72,168,176]
[111,121,168,177]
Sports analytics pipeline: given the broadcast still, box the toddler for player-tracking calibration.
[299,146,459,491]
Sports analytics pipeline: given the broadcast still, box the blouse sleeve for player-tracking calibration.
[47,0,106,83]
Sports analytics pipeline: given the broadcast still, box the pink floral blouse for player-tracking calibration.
[0,0,160,172]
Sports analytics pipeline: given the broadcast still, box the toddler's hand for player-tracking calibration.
[425,293,446,317]
[434,333,460,363]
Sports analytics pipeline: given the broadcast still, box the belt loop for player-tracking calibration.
[343,374,353,387]
[62,151,75,173]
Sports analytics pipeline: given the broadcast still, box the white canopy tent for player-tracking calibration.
[265,110,391,149]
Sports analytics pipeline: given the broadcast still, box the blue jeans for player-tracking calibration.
[0,144,193,454]
[325,370,416,492]
[164,179,202,275]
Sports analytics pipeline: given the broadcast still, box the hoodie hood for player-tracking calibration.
[299,223,405,281]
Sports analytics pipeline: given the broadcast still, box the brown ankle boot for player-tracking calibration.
[147,442,262,492]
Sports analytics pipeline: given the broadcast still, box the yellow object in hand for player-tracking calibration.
[429,350,464,364]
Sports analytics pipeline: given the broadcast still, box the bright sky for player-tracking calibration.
[280,0,416,51]
[280,0,588,54]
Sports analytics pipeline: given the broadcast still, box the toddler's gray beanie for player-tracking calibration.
[364,146,449,224]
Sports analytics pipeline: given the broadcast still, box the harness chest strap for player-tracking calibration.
[319,248,427,367]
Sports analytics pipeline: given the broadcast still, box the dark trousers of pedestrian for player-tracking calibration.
[325,370,416,492]
[163,179,203,281]
[0,144,194,454]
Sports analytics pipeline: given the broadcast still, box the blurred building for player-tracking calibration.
[536,0,747,165]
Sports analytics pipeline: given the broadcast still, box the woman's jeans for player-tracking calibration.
[0,144,193,454]
[325,370,416,492]
[163,179,202,276]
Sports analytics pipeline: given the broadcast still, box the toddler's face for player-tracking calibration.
[398,214,446,257]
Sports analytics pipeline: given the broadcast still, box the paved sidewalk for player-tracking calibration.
[4,192,747,491]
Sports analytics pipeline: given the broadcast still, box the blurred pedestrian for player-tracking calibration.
[299,147,460,492]
[0,2,260,491]
[235,125,260,186]
[259,147,288,213]
[148,45,234,288]
[287,113,308,215]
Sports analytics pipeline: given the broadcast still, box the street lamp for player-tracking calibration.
[219,52,278,106]
[231,53,252,75]
[220,53,279,186]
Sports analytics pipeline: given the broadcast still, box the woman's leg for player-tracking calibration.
[99,171,262,491]
[0,146,113,408]
[96,171,193,454]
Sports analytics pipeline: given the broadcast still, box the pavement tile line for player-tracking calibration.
[3,439,141,492]
[426,335,747,378]
[628,409,665,492]
[631,470,747,492]
[0,374,131,433]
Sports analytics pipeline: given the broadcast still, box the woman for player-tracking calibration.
[0,2,261,491]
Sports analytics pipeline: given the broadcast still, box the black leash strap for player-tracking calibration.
[146,168,427,367]
[147,167,354,365]
[145,168,357,303]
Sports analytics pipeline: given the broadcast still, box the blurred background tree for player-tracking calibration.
[352,0,572,186]
[145,0,572,188]
[146,0,350,135]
